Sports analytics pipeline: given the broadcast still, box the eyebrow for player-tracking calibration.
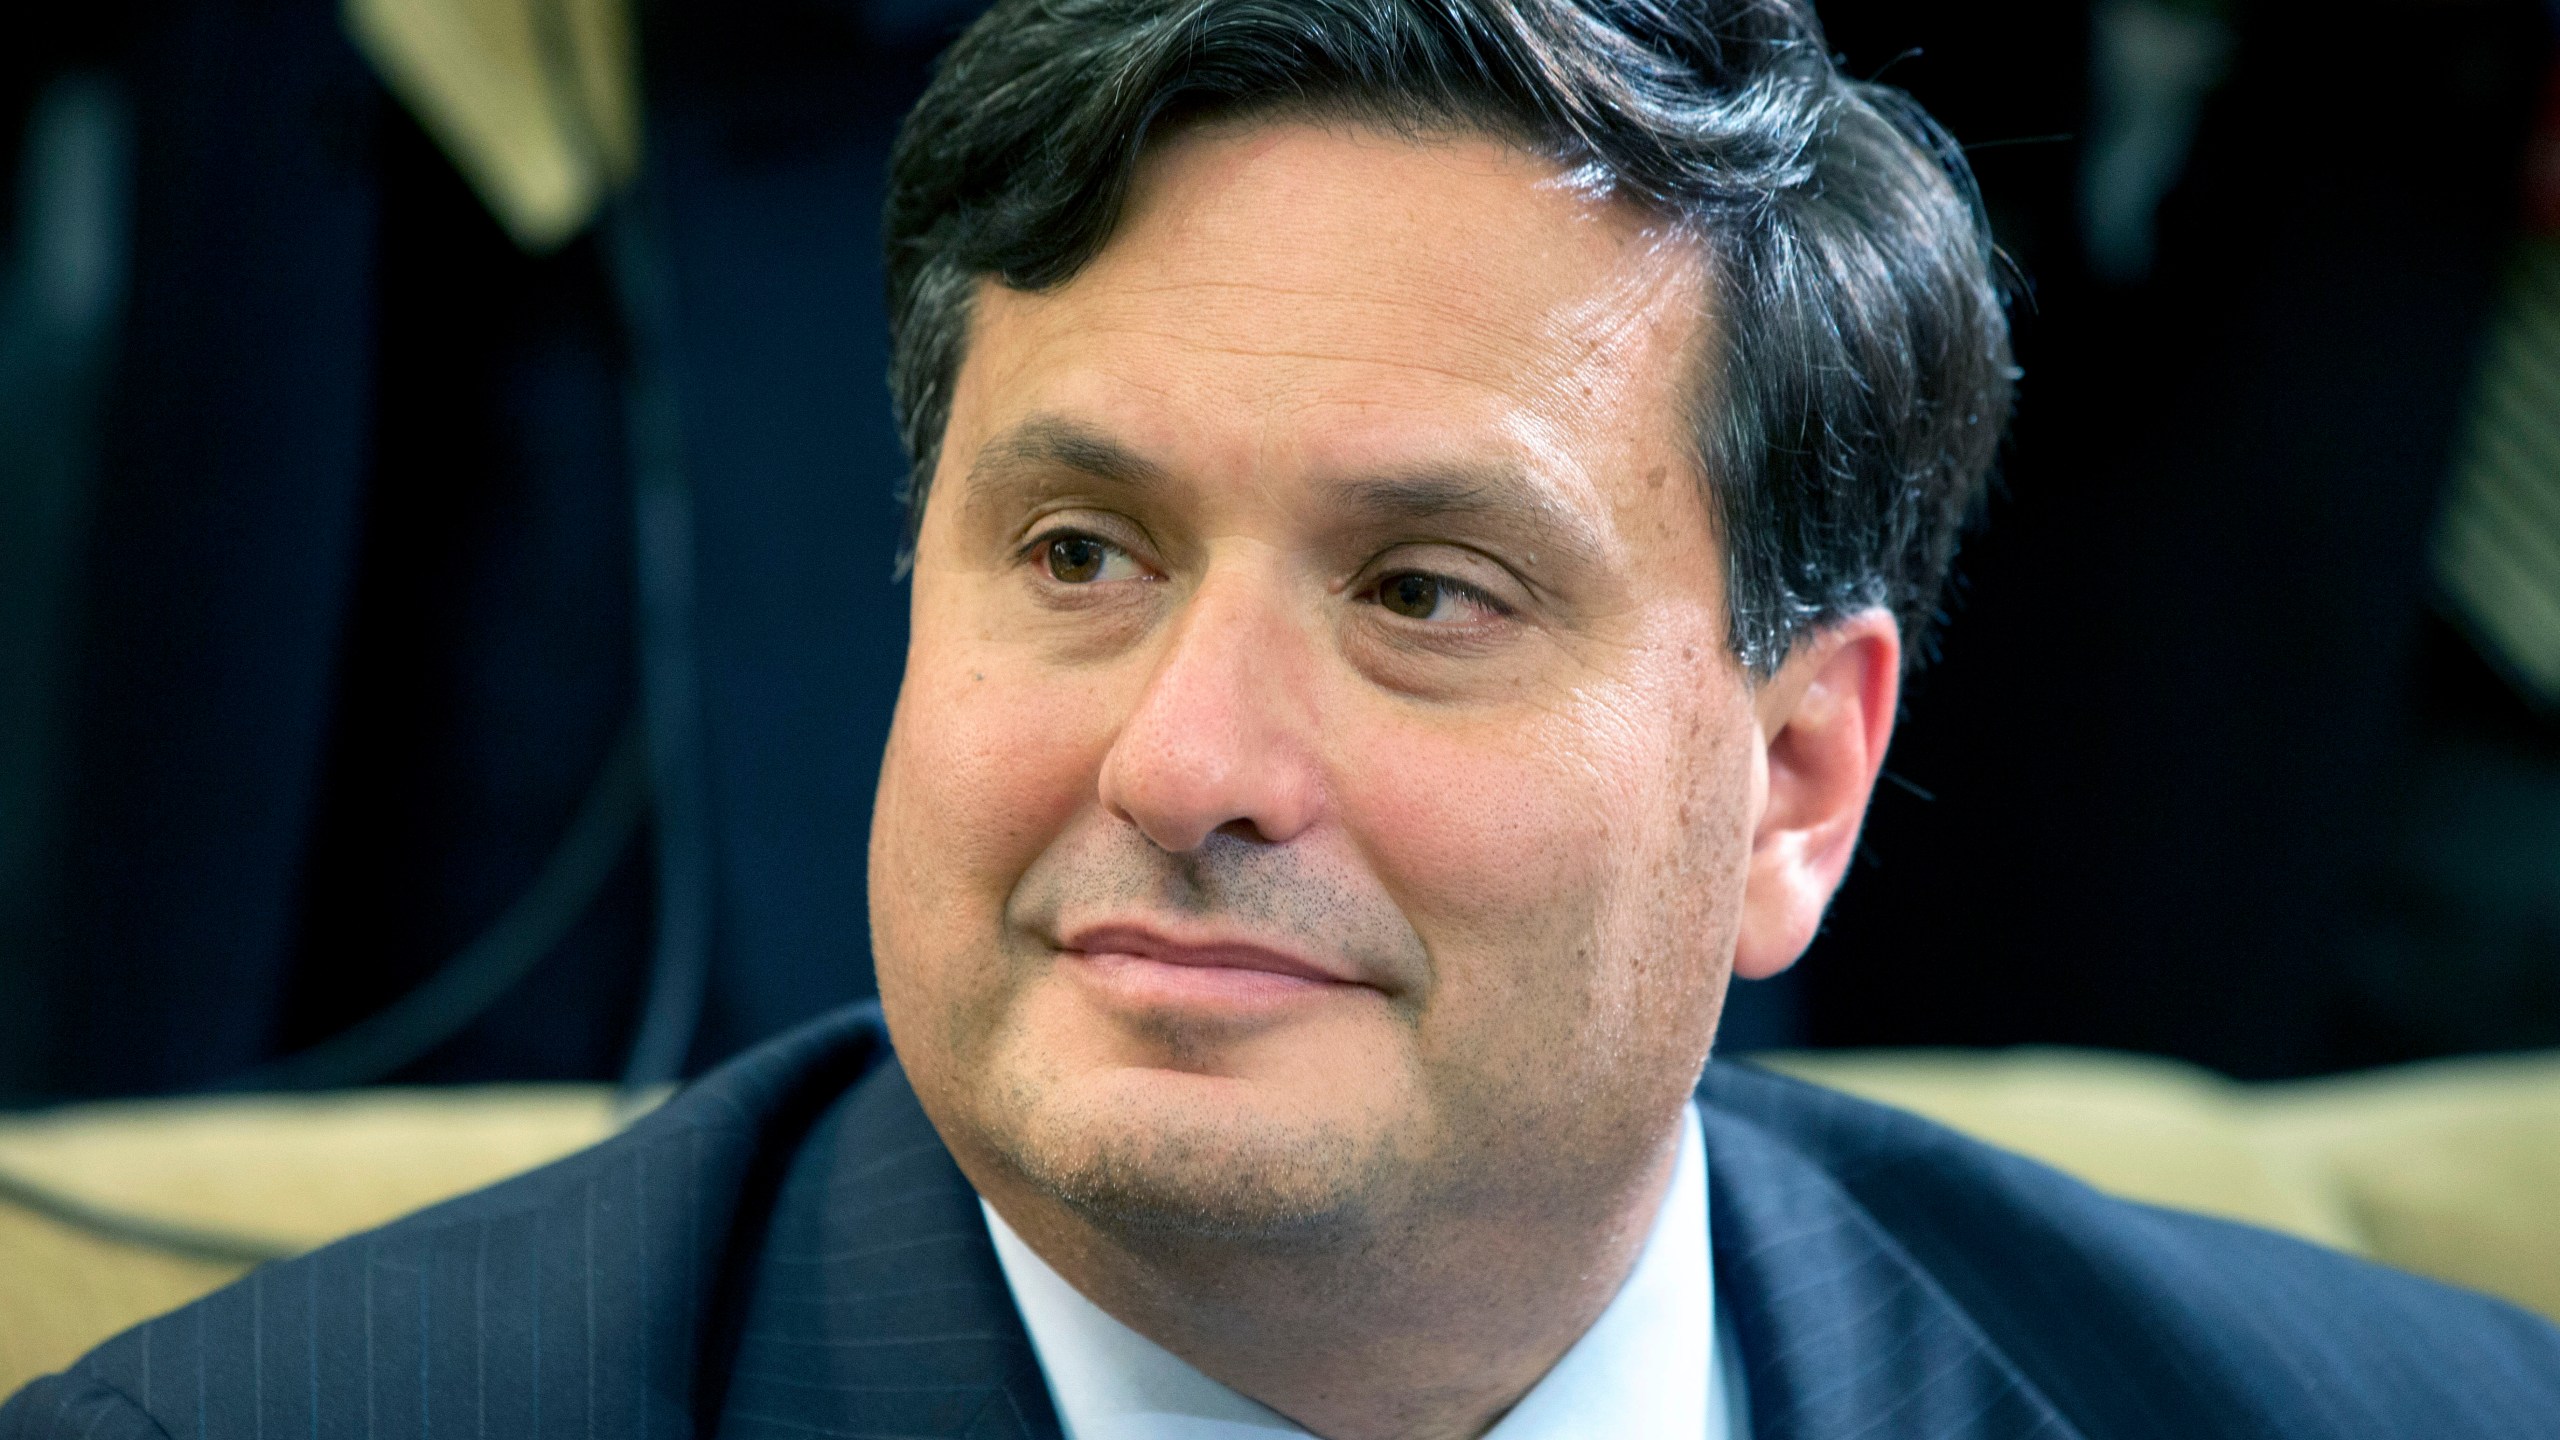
[963,413,1609,576]
[963,415,1167,511]
[1322,465,1608,577]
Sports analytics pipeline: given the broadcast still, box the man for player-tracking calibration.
[8,0,2558,1436]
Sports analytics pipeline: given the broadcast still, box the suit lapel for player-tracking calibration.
[710,1038,2084,1440]
[1702,1102,2084,1440]
[714,1060,1064,1440]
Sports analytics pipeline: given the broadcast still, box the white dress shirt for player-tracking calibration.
[982,1102,1749,1440]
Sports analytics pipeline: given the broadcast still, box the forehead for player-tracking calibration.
[948,119,1713,524]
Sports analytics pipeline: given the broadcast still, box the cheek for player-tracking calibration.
[1340,689,1635,1028]
[870,594,1114,1020]
[1336,647,1752,1064]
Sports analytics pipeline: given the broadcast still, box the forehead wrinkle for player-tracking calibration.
[1115,272,1555,350]
[1057,292,1555,402]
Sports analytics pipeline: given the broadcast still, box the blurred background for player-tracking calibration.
[2,0,2556,1104]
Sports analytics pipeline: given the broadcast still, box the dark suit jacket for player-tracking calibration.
[8,1005,2559,1439]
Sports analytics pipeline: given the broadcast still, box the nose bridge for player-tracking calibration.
[1169,556,1310,705]
[1100,555,1322,851]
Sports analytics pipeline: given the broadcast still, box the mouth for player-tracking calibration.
[1056,921,1371,1012]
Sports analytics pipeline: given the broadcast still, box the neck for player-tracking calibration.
[978,1117,1685,1440]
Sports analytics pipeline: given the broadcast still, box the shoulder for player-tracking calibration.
[1697,1060,2560,1439]
[0,1004,895,1439]
[0,1374,169,1440]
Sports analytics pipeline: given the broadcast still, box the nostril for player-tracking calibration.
[1214,817,1273,845]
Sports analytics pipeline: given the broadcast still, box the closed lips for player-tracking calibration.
[1060,925,1364,988]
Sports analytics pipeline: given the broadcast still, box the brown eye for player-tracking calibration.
[1047,535,1109,583]
[1380,572,1442,619]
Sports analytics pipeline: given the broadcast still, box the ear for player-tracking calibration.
[1732,610,1901,981]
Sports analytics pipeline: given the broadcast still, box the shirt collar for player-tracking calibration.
[982,1102,1744,1440]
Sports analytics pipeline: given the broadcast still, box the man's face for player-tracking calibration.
[872,120,1764,1239]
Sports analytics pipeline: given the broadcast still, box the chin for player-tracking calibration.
[985,1060,1411,1242]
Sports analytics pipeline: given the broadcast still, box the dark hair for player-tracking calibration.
[884,0,2014,671]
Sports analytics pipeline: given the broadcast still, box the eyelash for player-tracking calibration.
[1022,527,1145,579]
[1369,569,1514,621]
[1019,527,1515,622]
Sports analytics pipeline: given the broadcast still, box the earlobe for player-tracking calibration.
[1731,611,1901,981]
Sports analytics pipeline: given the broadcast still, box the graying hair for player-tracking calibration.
[884,0,2015,671]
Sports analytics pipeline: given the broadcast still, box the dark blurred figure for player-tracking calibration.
[1793,0,2560,1076]
[1,16,132,1100]
[0,0,970,1100]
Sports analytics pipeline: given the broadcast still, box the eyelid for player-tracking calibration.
[1018,523,1171,599]
[1015,510,1159,566]
[1366,545,1527,618]
[1390,570,1514,619]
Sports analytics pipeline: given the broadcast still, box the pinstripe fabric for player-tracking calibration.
[1698,1064,2560,1439]
[713,1063,1058,1440]
[0,1005,894,1440]
[8,1006,2559,1440]
[1699,1107,2075,1440]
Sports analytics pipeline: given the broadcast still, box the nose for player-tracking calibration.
[1097,565,1325,854]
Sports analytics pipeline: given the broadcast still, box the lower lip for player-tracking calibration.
[1064,950,1357,1012]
